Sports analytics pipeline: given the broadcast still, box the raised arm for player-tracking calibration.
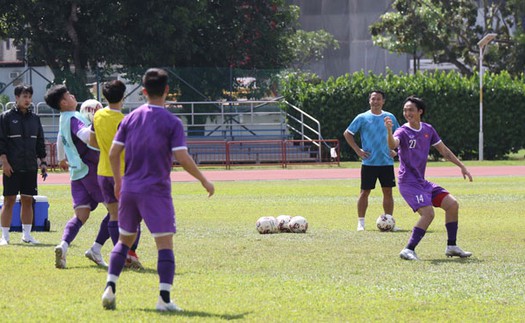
[384,116,399,150]
[434,142,472,182]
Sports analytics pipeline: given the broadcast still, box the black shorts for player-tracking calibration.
[360,165,396,190]
[3,171,38,196]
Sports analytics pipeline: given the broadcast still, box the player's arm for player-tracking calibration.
[384,116,399,150]
[89,131,99,149]
[174,149,215,197]
[434,142,472,182]
[109,142,125,198]
[343,130,368,159]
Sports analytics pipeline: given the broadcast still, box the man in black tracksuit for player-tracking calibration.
[0,84,47,245]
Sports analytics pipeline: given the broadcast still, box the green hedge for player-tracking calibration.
[280,70,525,160]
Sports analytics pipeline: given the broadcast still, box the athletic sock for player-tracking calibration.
[95,214,110,245]
[158,249,175,286]
[108,221,119,245]
[406,227,426,250]
[62,216,83,245]
[109,242,129,278]
[22,224,33,239]
[445,221,458,246]
[1,226,10,241]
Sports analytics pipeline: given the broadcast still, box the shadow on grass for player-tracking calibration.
[427,257,482,265]
[141,308,251,320]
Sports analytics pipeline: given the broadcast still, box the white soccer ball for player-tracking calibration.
[289,216,308,233]
[256,216,278,234]
[276,215,292,233]
[80,99,102,123]
[376,214,396,232]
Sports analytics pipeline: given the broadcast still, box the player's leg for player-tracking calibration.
[126,225,144,270]
[357,165,377,231]
[55,179,94,268]
[378,165,396,216]
[85,212,110,267]
[439,193,472,258]
[398,182,434,260]
[98,176,120,245]
[153,234,181,312]
[0,173,20,245]
[102,191,141,309]
[19,171,38,243]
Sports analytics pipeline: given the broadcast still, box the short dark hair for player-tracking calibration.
[44,85,68,111]
[369,90,386,100]
[14,84,33,97]
[142,68,168,98]
[404,95,426,116]
[102,80,126,104]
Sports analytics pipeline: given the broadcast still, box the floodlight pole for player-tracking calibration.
[477,33,497,161]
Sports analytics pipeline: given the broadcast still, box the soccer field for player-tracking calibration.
[1,176,524,322]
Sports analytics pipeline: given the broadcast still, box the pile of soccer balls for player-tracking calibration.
[376,214,396,232]
[256,215,308,234]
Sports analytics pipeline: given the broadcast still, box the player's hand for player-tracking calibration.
[58,159,69,171]
[462,168,473,182]
[114,179,122,200]
[384,116,393,131]
[202,180,215,197]
[390,150,397,158]
[357,149,369,159]
[2,161,13,177]
[41,165,48,181]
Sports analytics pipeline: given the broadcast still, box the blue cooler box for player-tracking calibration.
[0,195,50,232]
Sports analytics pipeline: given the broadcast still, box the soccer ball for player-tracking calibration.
[276,215,292,232]
[256,216,278,234]
[376,214,396,232]
[289,216,308,233]
[80,99,102,123]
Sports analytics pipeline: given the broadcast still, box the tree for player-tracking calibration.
[370,0,525,76]
[287,29,340,70]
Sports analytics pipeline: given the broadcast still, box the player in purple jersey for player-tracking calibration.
[385,96,473,261]
[102,68,215,312]
[45,85,111,269]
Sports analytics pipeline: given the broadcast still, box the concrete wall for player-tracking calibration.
[287,0,409,79]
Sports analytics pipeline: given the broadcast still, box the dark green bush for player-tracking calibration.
[280,70,525,160]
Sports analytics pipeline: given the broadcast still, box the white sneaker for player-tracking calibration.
[445,245,472,258]
[392,225,402,232]
[85,248,108,267]
[399,248,419,261]
[55,245,67,269]
[22,236,40,245]
[0,237,9,246]
[357,224,365,231]
[156,296,183,312]
[102,287,116,310]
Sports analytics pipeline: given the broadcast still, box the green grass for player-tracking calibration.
[1,175,525,322]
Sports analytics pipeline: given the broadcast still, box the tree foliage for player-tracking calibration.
[370,0,525,76]
[0,1,334,101]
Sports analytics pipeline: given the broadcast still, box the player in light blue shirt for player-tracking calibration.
[344,90,400,231]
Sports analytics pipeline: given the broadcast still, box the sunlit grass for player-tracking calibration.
[0,176,524,322]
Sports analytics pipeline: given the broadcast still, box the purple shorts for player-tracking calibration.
[398,180,449,212]
[118,191,176,235]
[98,175,118,204]
[71,166,103,210]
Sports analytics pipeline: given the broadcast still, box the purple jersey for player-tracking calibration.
[70,117,99,167]
[393,122,441,183]
[113,104,186,197]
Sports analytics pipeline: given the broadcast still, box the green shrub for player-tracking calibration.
[280,70,525,160]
